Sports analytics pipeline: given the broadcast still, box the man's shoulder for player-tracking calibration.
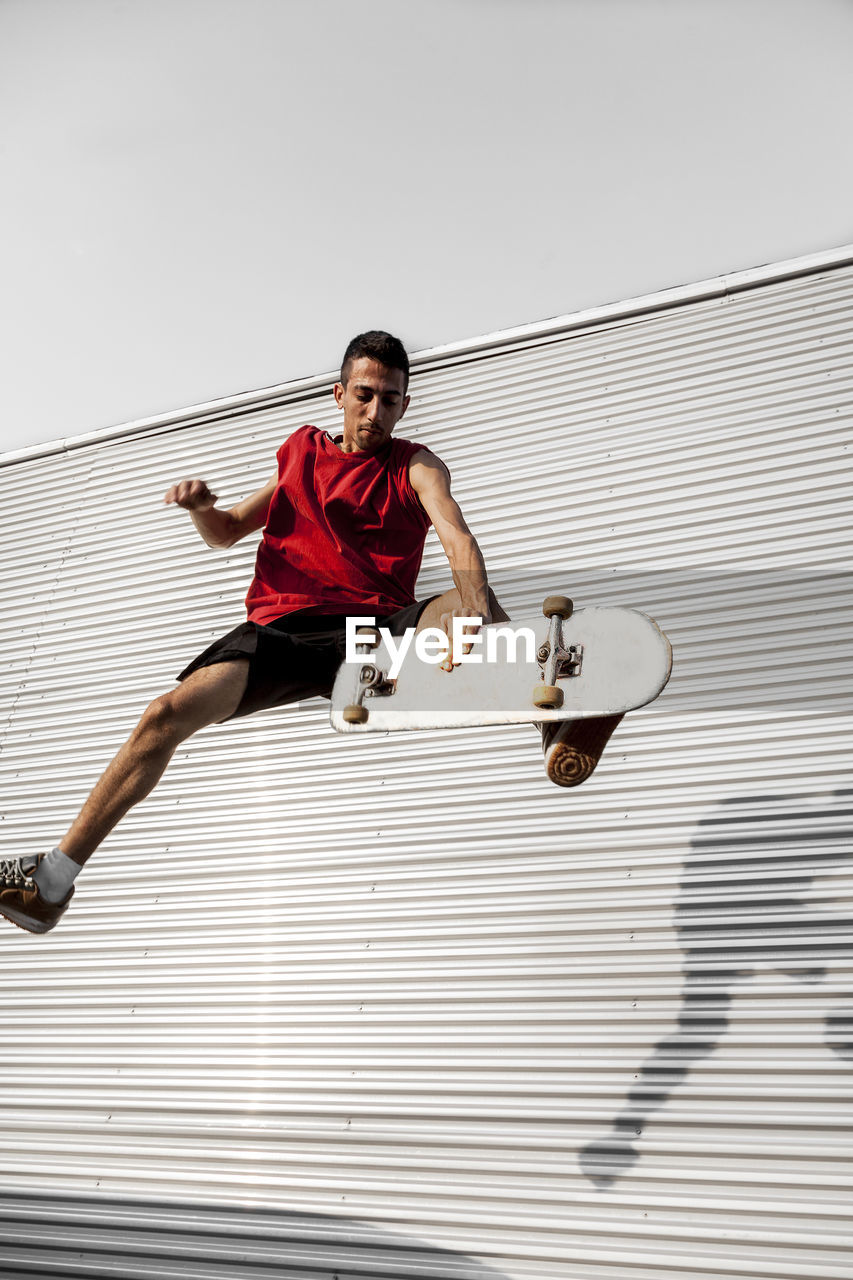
[396,440,451,490]
[277,424,321,453]
[393,436,440,465]
[404,443,448,476]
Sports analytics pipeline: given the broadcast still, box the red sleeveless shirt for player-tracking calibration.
[245,426,434,625]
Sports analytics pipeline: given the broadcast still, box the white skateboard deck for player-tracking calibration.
[330,604,672,733]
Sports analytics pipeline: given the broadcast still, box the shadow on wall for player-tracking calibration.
[0,1193,511,1279]
[581,789,853,1188]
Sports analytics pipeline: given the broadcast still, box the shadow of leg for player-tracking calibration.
[580,981,733,1187]
[825,1009,853,1061]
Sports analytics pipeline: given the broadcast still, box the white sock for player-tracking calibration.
[31,847,81,904]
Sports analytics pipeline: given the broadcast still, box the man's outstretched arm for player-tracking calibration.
[163,472,278,548]
[409,451,492,620]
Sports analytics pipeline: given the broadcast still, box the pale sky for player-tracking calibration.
[2,0,852,456]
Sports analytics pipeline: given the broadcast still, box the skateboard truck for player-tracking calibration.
[532,595,581,710]
[342,628,397,724]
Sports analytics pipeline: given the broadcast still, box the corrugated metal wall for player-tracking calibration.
[1,252,851,1280]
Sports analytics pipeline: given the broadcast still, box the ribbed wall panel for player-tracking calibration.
[1,254,851,1279]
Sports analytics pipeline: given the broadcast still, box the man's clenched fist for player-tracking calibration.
[163,480,218,511]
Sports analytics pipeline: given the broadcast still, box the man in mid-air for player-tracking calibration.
[0,330,620,935]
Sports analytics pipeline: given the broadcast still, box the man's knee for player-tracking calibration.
[137,661,248,744]
[137,690,195,747]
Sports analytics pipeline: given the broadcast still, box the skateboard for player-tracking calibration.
[330,595,672,734]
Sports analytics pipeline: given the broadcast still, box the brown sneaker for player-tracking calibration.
[540,713,624,787]
[0,858,74,934]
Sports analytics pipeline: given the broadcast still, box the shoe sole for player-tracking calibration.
[544,742,600,787]
[542,712,624,788]
[0,903,57,934]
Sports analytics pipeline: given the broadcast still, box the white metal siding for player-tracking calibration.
[1,253,851,1279]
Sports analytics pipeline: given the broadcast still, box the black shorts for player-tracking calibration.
[177,597,437,720]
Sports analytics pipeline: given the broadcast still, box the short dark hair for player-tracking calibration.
[340,330,409,390]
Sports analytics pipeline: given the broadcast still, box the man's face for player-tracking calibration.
[333,357,410,453]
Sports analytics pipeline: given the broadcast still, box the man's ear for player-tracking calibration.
[333,381,345,408]
[399,393,411,419]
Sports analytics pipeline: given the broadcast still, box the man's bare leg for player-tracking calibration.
[61,659,250,865]
[1,660,249,933]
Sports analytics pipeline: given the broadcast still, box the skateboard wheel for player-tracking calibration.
[533,683,564,710]
[343,704,369,724]
[355,627,380,648]
[543,595,573,619]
